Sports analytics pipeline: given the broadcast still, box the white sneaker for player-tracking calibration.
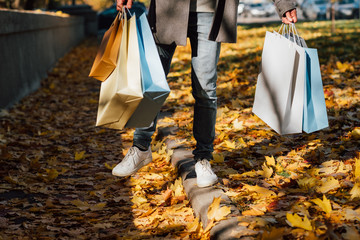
[112,146,152,177]
[195,159,218,188]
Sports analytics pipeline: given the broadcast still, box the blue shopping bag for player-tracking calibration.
[125,13,170,128]
[302,48,329,133]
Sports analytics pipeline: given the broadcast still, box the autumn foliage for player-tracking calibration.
[1,20,360,239]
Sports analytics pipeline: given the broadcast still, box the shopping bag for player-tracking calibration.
[253,24,328,135]
[252,31,304,134]
[279,24,328,133]
[96,13,143,129]
[89,12,123,81]
[302,48,329,133]
[125,13,170,128]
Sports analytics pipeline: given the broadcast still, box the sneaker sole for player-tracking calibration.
[112,158,152,177]
[197,178,218,188]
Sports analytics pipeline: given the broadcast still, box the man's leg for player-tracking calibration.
[133,43,177,150]
[112,43,176,177]
[188,12,221,160]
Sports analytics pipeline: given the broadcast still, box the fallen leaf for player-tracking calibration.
[312,195,332,215]
[207,197,231,222]
[261,227,285,240]
[243,184,276,198]
[297,177,317,190]
[286,213,312,231]
[342,226,360,240]
[316,177,340,193]
[90,202,106,211]
[74,151,85,160]
[186,218,200,232]
[265,156,276,167]
[230,225,257,238]
[132,195,147,206]
[350,182,360,200]
[354,156,360,180]
[259,163,273,178]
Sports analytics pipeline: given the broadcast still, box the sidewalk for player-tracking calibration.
[1,19,360,239]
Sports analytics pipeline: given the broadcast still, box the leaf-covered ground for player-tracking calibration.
[1,20,360,239]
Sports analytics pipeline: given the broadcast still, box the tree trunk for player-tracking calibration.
[331,3,335,34]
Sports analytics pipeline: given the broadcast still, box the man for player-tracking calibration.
[112,0,297,188]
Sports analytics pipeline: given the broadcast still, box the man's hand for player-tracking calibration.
[282,9,297,24]
[116,0,133,11]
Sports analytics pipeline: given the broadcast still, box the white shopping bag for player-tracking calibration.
[252,31,306,134]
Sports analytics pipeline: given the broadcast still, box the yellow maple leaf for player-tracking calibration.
[312,195,332,215]
[45,168,59,181]
[242,206,266,216]
[260,163,273,178]
[336,61,354,72]
[170,178,184,197]
[265,156,276,167]
[131,195,147,206]
[74,151,85,160]
[297,177,317,190]
[316,177,340,193]
[350,182,360,200]
[207,197,231,222]
[224,140,236,149]
[286,213,313,231]
[243,184,276,198]
[186,217,200,232]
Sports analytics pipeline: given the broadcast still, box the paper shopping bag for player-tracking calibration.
[252,31,305,134]
[96,14,143,129]
[126,13,170,128]
[302,48,329,133]
[89,12,123,81]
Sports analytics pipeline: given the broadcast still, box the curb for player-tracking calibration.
[159,127,244,240]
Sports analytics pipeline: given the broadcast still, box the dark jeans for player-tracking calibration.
[133,12,221,160]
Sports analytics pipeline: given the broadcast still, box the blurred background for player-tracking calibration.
[1,0,359,34]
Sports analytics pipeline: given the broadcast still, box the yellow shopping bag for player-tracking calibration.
[96,13,143,129]
[89,12,123,81]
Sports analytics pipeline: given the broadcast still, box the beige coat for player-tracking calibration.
[148,0,297,46]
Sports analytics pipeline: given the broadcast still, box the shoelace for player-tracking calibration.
[122,147,137,167]
[199,160,214,175]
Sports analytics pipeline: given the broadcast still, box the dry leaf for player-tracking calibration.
[312,195,332,214]
[265,156,276,167]
[207,197,231,222]
[74,151,85,160]
[350,182,360,200]
[297,177,317,190]
[260,163,273,178]
[342,226,360,240]
[132,195,147,206]
[261,227,285,240]
[316,177,340,193]
[286,213,312,231]
[243,184,276,198]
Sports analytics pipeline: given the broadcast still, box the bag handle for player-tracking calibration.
[278,23,301,45]
[123,6,133,17]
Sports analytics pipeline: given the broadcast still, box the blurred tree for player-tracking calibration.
[331,0,336,33]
